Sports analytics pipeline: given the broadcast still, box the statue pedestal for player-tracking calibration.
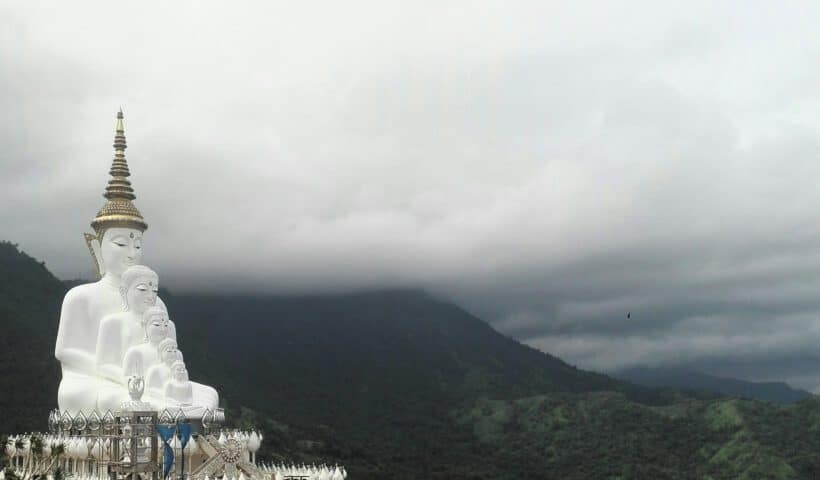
[48,407,229,480]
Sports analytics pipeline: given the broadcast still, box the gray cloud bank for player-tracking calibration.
[2,1,820,389]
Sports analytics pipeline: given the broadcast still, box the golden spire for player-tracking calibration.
[90,109,148,236]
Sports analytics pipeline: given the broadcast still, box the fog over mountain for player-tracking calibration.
[2,2,820,389]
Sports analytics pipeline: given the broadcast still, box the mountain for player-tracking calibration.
[0,242,64,433]
[162,290,680,478]
[615,366,814,405]
[3,241,820,478]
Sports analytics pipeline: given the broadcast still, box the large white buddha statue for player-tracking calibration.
[54,110,219,416]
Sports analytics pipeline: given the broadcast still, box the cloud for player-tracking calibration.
[2,1,820,387]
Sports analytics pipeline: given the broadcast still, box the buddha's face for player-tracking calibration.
[172,364,188,382]
[100,228,143,278]
[161,346,175,364]
[126,276,158,314]
[163,347,183,365]
[145,315,169,343]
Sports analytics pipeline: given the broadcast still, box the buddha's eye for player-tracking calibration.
[114,242,126,247]
[136,286,148,292]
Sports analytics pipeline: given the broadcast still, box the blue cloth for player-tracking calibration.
[177,424,192,449]
[155,425,176,478]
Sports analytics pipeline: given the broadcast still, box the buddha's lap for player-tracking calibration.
[191,382,218,400]
[58,373,120,412]
[97,384,131,411]
[57,375,96,402]
[59,373,218,411]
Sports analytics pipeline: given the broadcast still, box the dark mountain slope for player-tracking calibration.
[0,241,64,433]
[164,291,675,477]
[165,290,646,426]
[616,366,813,405]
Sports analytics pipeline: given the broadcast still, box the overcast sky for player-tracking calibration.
[2,1,820,389]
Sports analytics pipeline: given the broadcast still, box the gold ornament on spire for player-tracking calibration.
[85,109,148,276]
[90,109,148,236]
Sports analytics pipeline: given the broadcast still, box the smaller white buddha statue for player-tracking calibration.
[164,361,193,407]
[96,265,160,385]
[122,307,169,380]
[144,337,219,412]
[145,338,181,399]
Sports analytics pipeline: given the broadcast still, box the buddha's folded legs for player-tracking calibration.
[191,382,219,409]
[96,379,131,412]
[58,371,99,414]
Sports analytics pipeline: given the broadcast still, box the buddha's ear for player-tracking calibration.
[84,233,105,277]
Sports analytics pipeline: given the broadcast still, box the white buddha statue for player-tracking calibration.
[122,307,169,379]
[144,335,220,411]
[95,265,160,385]
[136,319,220,412]
[145,338,180,399]
[164,361,194,407]
[55,111,157,414]
[55,110,218,416]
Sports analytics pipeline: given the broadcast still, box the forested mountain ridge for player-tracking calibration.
[616,366,813,405]
[2,241,820,479]
[0,241,63,433]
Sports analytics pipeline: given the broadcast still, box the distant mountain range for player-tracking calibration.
[4,240,820,479]
[615,366,814,405]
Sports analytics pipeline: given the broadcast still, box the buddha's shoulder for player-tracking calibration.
[100,311,129,324]
[63,282,103,304]
[146,362,165,371]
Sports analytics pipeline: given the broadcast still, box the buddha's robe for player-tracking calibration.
[145,362,172,399]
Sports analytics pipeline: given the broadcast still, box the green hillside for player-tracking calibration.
[455,393,820,479]
[2,241,820,479]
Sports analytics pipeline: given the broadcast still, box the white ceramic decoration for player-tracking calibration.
[118,374,153,412]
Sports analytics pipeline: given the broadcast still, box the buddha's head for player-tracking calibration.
[142,306,169,344]
[120,265,157,313]
[170,361,189,382]
[158,338,181,366]
[85,110,148,279]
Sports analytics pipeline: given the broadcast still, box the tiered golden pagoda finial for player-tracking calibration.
[89,109,148,236]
